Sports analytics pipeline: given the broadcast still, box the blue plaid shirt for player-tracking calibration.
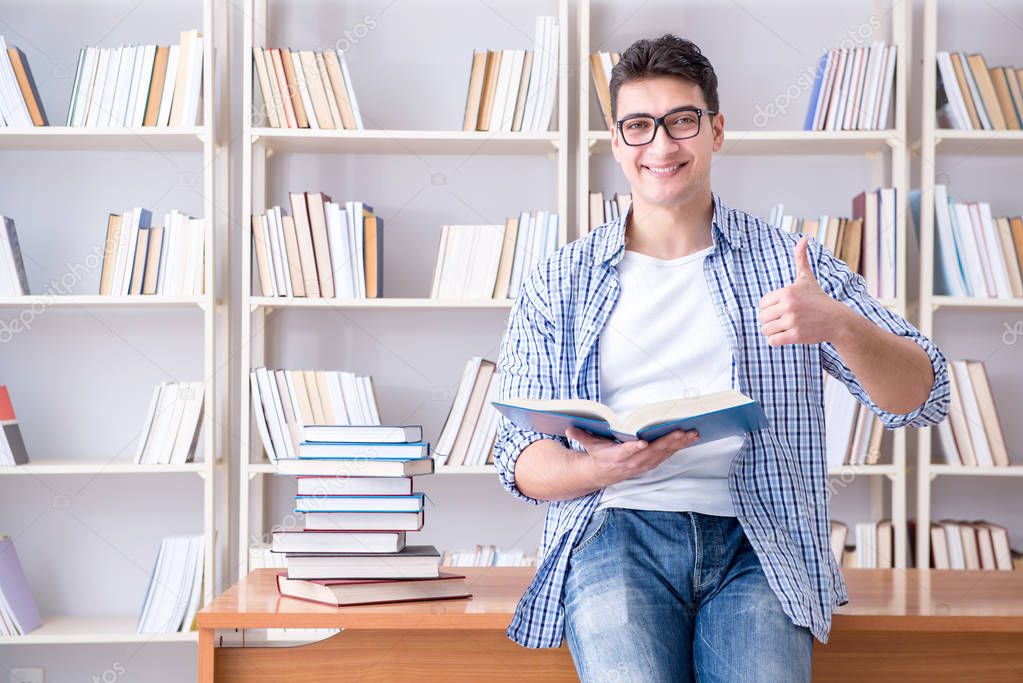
[494,193,949,648]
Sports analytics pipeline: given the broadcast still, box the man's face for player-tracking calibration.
[611,75,724,210]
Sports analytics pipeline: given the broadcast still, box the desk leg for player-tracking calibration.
[198,628,214,683]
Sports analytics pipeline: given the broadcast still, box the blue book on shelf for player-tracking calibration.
[298,441,430,460]
[803,51,828,131]
[492,390,769,444]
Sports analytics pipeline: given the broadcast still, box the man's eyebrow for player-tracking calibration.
[619,104,701,118]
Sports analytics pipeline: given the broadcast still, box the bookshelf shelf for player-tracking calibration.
[930,296,1023,311]
[586,129,899,156]
[934,129,1023,155]
[0,616,198,645]
[927,465,1023,478]
[435,465,497,474]
[252,129,561,155]
[0,295,208,309]
[250,297,513,311]
[828,465,899,478]
[0,461,208,476]
[0,127,206,151]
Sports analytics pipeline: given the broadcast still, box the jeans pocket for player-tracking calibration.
[570,507,612,557]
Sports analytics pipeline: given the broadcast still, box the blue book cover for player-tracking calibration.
[298,441,430,460]
[492,391,769,444]
[804,51,828,130]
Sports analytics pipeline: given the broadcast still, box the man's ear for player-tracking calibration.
[711,112,725,153]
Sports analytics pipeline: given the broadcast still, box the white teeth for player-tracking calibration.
[646,164,682,175]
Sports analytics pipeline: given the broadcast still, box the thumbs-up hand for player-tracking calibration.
[758,236,845,346]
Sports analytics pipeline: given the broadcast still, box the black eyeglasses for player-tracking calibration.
[615,106,716,146]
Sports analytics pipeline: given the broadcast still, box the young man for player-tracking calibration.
[493,35,950,682]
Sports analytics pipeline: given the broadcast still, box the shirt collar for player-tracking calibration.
[595,193,742,266]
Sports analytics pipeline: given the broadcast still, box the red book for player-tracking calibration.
[276,571,471,607]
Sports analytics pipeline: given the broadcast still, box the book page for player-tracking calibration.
[620,390,751,435]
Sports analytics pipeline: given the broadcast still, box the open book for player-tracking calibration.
[492,389,768,443]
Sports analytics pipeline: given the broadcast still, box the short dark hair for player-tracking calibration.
[609,35,719,121]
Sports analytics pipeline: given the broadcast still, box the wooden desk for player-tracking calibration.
[198,568,1023,682]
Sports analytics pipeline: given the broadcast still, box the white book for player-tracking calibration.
[825,49,850,131]
[179,536,205,632]
[501,50,526,132]
[958,51,990,130]
[99,46,127,127]
[490,50,517,132]
[137,538,171,632]
[114,207,139,295]
[951,360,993,466]
[337,371,365,424]
[546,213,559,255]
[337,50,362,128]
[180,217,201,296]
[143,381,179,464]
[249,371,277,461]
[131,45,158,127]
[157,384,190,464]
[257,214,277,296]
[966,203,997,297]
[932,185,968,296]
[466,379,501,466]
[951,203,989,297]
[0,36,32,126]
[538,17,559,133]
[936,52,969,130]
[293,50,318,129]
[508,211,532,298]
[183,36,204,126]
[358,376,380,424]
[350,202,366,298]
[271,207,293,297]
[156,44,180,127]
[857,43,882,130]
[160,212,180,295]
[120,45,144,126]
[256,367,294,460]
[135,383,165,464]
[437,226,470,298]
[84,48,109,127]
[430,225,449,298]
[325,371,350,425]
[811,50,836,131]
[841,47,864,130]
[935,418,961,465]
[324,203,351,298]
[435,356,483,457]
[521,16,547,132]
[879,187,897,298]
[876,45,897,129]
[169,382,204,464]
[472,225,505,298]
[943,522,966,569]
[978,203,1013,298]
[67,48,89,126]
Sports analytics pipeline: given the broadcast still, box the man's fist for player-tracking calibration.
[758,236,845,346]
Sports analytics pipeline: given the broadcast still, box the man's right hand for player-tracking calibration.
[566,426,701,488]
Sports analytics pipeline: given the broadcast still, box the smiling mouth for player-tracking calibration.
[642,161,688,176]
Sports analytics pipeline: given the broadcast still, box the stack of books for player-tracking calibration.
[589,51,621,130]
[67,30,204,127]
[431,212,559,300]
[935,359,1010,467]
[0,216,30,296]
[252,47,362,129]
[829,520,895,569]
[272,425,472,608]
[936,52,1023,130]
[251,196,381,299]
[928,521,1014,570]
[0,36,47,127]
[823,375,884,469]
[135,381,205,465]
[927,186,1023,299]
[770,187,899,299]
[250,367,381,463]
[0,535,41,635]
[804,43,897,131]
[442,545,536,567]
[434,357,500,468]
[99,209,205,296]
[461,16,559,133]
[137,535,204,633]
[588,191,631,231]
[0,385,29,467]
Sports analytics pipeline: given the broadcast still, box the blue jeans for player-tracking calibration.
[563,508,812,683]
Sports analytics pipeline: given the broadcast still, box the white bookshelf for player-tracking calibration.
[236,0,571,580]
[914,0,1023,567]
[0,0,227,648]
[577,0,912,567]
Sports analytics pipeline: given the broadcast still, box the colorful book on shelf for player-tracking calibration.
[1,38,47,126]
[98,208,204,296]
[0,385,29,467]
[66,31,203,127]
[589,51,621,131]
[431,212,558,301]
[252,198,381,299]
[588,191,631,232]
[929,521,1012,570]
[276,571,470,607]
[137,535,204,634]
[804,43,896,131]
[936,360,1010,467]
[0,535,41,635]
[823,375,883,469]
[463,16,558,132]
[847,519,894,569]
[0,215,30,296]
[284,544,440,580]
[252,46,362,129]
[434,357,500,467]
[135,381,205,465]
[272,530,407,554]
[936,51,1022,131]
[493,389,768,444]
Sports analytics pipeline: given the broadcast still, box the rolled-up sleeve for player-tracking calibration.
[493,265,566,505]
[811,238,950,429]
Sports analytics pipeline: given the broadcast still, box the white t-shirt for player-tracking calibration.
[595,245,744,517]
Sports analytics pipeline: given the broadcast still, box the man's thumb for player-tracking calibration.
[794,236,815,282]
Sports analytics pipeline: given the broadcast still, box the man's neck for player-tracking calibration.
[625,191,715,260]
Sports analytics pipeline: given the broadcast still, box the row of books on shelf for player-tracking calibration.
[804,43,897,131]
[771,187,899,299]
[252,46,362,130]
[823,375,884,469]
[67,31,204,128]
[249,367,382,463]
[431,212,559,301]
[251,195,381,298]
[587,191,631,231]
[0,534,203,636]
[434,357,500,468]
[462,16,559,133]
[100,209,206,296]
[0,36,45,127]
[441,546,536,567]
[935,359,1011,468]
[927,186,1023,299]
[936,52,1023,131]
[589,51,621,130]
[0,386,28,467]
[829,519,1019,571]
[135,381,205,465]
